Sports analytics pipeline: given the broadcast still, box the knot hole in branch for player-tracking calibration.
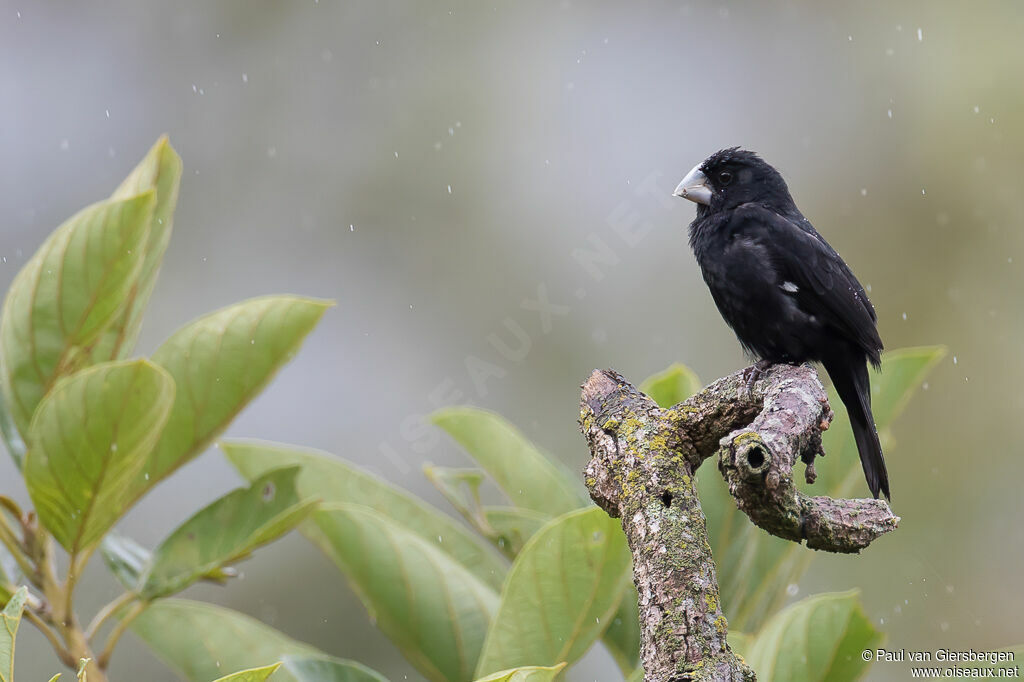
[732,435,771,481]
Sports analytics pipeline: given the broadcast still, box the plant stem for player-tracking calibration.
[64,624,107,682]
[97,600,147,669]
[0,512,36,579]
[23,607,76,667]
[86,591,138,642]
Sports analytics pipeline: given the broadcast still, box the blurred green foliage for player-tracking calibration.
[2,139,1014,682]
[0,140,326,681]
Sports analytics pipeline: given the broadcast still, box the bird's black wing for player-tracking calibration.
[727,203,882,364]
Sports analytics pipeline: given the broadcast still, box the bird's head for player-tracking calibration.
[673,148,796,215]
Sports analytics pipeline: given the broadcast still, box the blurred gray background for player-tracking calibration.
[2,1,1022,680]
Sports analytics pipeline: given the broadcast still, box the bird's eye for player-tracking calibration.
[718,171,733,186]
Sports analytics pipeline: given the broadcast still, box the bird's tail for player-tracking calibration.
[824,352,890,500]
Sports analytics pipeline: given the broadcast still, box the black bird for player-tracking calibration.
[673,148,888,499]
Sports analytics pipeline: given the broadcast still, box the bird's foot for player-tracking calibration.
[741,359,774,398]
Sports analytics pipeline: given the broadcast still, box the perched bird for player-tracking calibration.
[673,148,888,499]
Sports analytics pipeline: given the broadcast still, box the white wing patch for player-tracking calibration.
[781,281,799,294]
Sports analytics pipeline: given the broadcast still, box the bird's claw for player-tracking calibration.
[740,360,774,398]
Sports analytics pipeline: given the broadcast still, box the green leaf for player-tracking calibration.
[708,347,945,631]
[141,467,315,598]
[473,663,566,682]
[728,631,751,658]
[223,440,506,591]
[100,533,151,589]
[0,545,17,603]
[602,589,641,674]
[639,362,702,407]
[24,360,175,554]
[423,466,548,560]
[47,675,61,682]
[141,296,329,493]
[211,664,282,682]
[423,465,491,530]
[281,655,389,682]
[0,586,27,682]
[744,591,882,682]
[91,136,183,363]
[130,599,319,682]
[312,504,499,682]
[476,507,632,677]
[0,392,25,469]
[480,507,550,559]
[0,191,155,454]
[431,408,587,516]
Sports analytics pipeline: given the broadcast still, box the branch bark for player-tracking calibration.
[578,364,899,682]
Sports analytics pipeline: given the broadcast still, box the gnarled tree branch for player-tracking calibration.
[578,364,899,682]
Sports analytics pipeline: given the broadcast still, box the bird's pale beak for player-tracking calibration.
[673,164,712,205]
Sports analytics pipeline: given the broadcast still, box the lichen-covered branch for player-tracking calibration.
[578,364,899,682]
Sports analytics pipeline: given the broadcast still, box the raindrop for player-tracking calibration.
[447,184,452,194]
[786,583,799,597]
[901,312,907,320]
[350,224,355,232]
[953,355,958,365]
[917,27,923,41]
[860,188,867,196]
[242,73,248,83]
[887,109,893,119]
[973,105,980,114]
